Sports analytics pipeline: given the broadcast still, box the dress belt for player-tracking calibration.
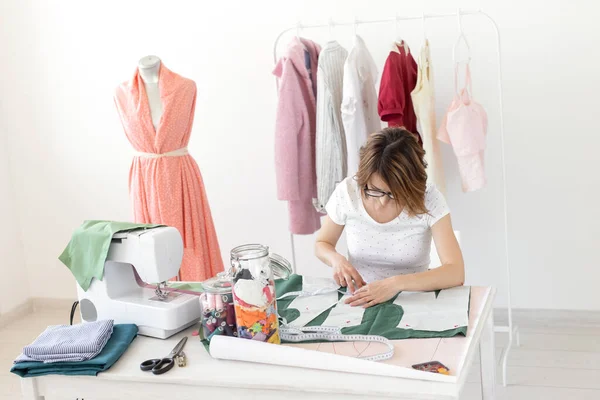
[134,147,188,159]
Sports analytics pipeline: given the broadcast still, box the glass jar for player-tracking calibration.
[230,244,291,344]
[200,272,237,341]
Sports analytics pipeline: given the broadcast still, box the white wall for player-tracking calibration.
[0,116,29,314]
[0,0,598,310]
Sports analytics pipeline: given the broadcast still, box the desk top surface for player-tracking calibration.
[35,286,494,398]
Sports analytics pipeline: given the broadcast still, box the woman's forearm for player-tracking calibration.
[393,263,465,292]
[315,241,342,267]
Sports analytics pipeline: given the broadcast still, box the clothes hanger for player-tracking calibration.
[328,17,335,41]
[395,13,409,52]
[421,11,429,69]
[421,11,427,43]
[296,21,308,53]
[452,8,472,63]
[354,16,359,37]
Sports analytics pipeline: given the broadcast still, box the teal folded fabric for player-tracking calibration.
[11,324,138,378]
[59,220,162,291]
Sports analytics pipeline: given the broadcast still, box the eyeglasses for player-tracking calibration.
[364,186,395,199]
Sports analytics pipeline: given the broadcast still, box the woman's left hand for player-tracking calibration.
[345,277,400,308]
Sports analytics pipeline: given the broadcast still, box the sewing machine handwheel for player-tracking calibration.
[151,358,174,375]
[140,359,160,371]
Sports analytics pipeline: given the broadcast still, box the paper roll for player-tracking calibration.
[209,336,455,383]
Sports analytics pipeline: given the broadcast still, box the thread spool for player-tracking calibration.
[215,294,224,310]
[223,324,234,336]
[213,318,225,331]
[206,293,216,310]
[226,303,235,325]
[205,321,216,333]
[207,326,224,341]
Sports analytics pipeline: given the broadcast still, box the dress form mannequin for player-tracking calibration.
[138,55,163,131]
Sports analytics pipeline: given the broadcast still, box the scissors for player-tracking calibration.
[140,337,187,375]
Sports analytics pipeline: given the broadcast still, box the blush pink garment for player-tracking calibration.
[438,63,488,192]
[114,65,224,281]
[272,38,322,234]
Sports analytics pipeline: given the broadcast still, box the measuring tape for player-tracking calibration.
[279,325,395,362]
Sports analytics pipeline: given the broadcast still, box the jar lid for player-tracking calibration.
[201,272,233,294]
[230,244,269,261]
[270,253,292,279]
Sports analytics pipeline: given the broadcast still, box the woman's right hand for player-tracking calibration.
[332,255,366,294]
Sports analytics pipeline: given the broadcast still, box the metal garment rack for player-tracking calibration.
[273,8,519,387]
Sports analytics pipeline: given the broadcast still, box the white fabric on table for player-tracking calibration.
[393,287,470,331]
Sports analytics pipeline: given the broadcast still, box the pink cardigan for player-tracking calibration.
[273,38,322,234]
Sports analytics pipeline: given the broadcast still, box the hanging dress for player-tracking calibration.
[114,64,224,281]
[438,63,488,192]
[411,39,446,194]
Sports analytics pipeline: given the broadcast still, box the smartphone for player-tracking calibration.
[411,361,450,375]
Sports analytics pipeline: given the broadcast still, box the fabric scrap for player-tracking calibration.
[286,291,339,327]
[59,220,162,291]
[394,287,470,331]
[321,295,365,328]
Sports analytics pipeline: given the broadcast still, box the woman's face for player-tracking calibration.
[365,173,398,211]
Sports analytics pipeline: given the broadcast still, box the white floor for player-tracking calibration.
[1,308,600,399]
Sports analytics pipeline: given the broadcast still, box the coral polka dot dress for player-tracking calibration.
[114,64,224,281]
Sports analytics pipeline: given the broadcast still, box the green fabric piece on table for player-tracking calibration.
[275,274,468,343]
[168,282,205,292]
[59,220,162,291]
[275,274,305,324]
[11,324,138,377]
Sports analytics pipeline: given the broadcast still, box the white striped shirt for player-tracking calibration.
[15,320,114,364]
[315,41,348,212]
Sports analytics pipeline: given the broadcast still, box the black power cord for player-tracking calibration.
[70,301,79,325]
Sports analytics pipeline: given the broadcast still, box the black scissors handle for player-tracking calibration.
[140,358,175,375]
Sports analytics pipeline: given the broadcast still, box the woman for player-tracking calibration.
[315,127,464,308]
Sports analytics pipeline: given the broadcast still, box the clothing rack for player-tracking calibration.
[273,8,519,387]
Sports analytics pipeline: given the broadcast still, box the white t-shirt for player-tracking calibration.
[325,177,450,283]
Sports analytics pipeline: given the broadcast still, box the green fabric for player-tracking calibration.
[59,220,162,291]
[276,274,468,343]
[11,324,138,377]
[168,282,205,292]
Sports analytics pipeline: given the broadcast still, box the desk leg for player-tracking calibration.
[480,308,496,400]
[21,378,43,400]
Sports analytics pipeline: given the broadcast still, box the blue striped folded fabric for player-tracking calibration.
[15,320,114,364]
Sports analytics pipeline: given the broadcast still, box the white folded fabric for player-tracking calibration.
[15,320,114,364]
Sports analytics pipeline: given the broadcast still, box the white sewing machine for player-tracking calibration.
[76,226,201,339]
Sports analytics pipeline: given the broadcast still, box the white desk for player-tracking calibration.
[21,287,496,400]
